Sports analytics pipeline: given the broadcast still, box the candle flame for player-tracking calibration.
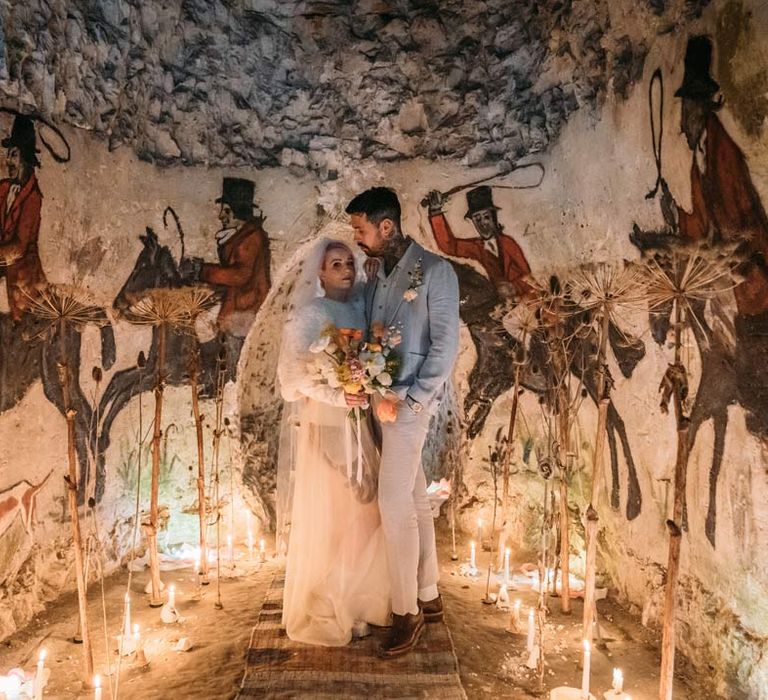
[94,675,101,689]
[514,599,521,609]
[39,648,46,662]
[133,623,140,636]
[124,592,130,603]
[505,546,510,555]
[583,639,591,652]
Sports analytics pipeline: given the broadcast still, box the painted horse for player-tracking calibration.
[97,227,238,461]
[0,302,115,503]
[630,225,768,546]
[451,260,645,520]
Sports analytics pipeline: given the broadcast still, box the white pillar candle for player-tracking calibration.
[513,599,521,623]
[612,668,623,693]
[581,640,591,699]
[504,547,511,583]
[133,624,141,648]
[526,608,535,653]
[470,540,477,570]
[168,585,176,609]
[34,648,46,700]
[93,675,102,700]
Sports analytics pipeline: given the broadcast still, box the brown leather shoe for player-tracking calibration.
[419,594,444,623]
[378,611,424,658]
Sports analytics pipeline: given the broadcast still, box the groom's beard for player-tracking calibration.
[356,242,376,256]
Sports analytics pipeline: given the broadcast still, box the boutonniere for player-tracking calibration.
[403,258,424,302]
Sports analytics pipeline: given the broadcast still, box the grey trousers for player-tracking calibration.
[377,405,439,615]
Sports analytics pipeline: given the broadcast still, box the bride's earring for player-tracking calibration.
[315,277,326,298]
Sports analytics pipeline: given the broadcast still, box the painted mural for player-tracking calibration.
[424,182,646,519]
[0,115,273,552]
[632,34,768,546]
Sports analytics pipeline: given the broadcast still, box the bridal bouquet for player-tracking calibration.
[308,322,402,421]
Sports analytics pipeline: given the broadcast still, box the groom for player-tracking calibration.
[345,187,460,657]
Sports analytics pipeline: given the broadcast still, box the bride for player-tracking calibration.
[276,238,391,646]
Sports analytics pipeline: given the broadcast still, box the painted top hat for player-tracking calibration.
[2,115,40,166]
[216,177,255,219]
[464,185,500,219]
[675,35,720,100]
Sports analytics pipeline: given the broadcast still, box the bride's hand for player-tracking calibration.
[344,391,368,407]
[364,257,380,280]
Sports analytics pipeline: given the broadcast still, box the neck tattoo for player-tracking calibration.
[382,236,409,275]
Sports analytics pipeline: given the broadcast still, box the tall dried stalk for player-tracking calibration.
[641,245,737,700]
[145,320,166,606]
[567,263,646,646]
[189,354,209,583]
[212,346,227,610]
[27,285,107,686]
[125,287,214,607]
[59,317,95,683]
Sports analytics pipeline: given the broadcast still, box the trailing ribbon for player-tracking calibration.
[355,407,363,486]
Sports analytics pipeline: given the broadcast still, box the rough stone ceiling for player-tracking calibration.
[0,0,709,175]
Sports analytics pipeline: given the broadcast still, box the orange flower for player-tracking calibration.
[376,398,399,423]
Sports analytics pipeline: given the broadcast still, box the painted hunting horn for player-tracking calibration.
[645,68,666,199]
[419,162,545,207]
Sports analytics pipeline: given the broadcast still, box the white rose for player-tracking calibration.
[377,372,392,386]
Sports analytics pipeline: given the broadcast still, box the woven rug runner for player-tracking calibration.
[238,573,467,699]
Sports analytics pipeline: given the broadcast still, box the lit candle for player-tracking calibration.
[93,674,102,700]
[247,529,254,558]
[470,540,477,570]
[168,584,176,609]
[133,623,140,646]
[581,640,591,699]
[513,599,521,623]
[227,534,234,564]
[259,538,266,562]
[612,668,624,693]
[476,518,483,543]
[504,547,511,584]
[526,608,535,653]
[34,648,46,700]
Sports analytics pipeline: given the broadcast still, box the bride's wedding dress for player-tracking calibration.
[277,294,391,646]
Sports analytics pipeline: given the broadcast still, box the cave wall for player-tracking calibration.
[1,0,768,697]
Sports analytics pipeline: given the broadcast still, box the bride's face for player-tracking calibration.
[319,246,356,295]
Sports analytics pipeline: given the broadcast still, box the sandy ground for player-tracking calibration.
[0,523,718,700]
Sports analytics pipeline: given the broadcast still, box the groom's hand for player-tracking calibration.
[344,391,368,407]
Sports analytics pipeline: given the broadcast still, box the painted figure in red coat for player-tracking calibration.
[657,35,768,446]
[181,177,271,341]
[426,185,532,300]
[660,36,768,319]
[0,115,47,320]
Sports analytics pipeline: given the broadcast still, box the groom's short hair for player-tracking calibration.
[345,187,401,229]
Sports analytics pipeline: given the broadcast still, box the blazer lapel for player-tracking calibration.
[386,243,420,327]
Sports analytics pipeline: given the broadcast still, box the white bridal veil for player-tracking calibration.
[275,236,390,645]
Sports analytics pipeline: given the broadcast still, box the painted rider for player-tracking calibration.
[426,185,532,301]
[0,115,47,320]
[181,176,271,342]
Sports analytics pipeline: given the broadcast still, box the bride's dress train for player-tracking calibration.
[277,296,390,646]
